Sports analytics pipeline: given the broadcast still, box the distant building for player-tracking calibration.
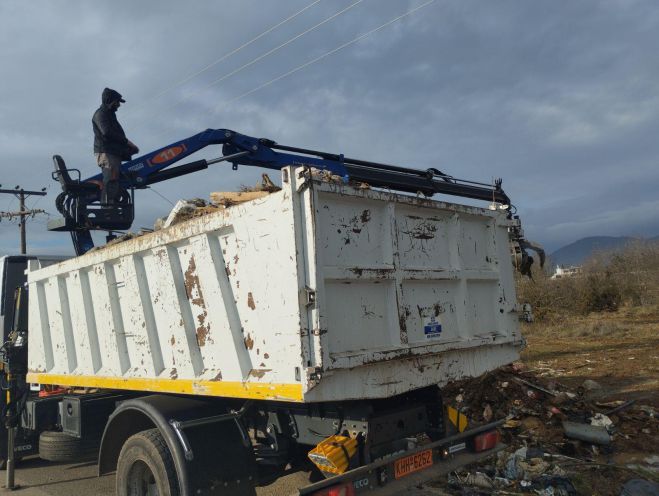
[551,265,582,279]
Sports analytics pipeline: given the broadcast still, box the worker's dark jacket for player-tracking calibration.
[92,95,129,158]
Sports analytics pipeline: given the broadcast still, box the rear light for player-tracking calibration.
[311,482,355,496]
[472,430,499,452]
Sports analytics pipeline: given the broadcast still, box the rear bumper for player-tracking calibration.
[299,420,505,495]
[362,444,505,496]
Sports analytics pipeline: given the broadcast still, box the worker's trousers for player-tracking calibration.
[95,152,122,204]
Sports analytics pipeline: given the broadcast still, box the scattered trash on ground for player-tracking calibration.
[619,478,659,496]
[562,420,611,445]
[426,364,659,495]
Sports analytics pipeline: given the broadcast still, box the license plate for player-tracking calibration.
[394,449,433,479]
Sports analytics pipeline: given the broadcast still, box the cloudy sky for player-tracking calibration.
[1,0,657,256]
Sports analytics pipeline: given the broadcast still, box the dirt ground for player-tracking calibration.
[521,305,659,408]
[2,307,656,495]
[427,305,659,495]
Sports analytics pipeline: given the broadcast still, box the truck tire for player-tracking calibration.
[39,430,98,462]
[116,428,178,496]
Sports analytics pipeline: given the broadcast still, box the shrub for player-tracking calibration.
[581,270,621,312]
[517,240,659,321]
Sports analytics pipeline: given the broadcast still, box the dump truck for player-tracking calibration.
[1,130,540,495]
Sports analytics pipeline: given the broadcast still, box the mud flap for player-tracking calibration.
[184,418,257,495]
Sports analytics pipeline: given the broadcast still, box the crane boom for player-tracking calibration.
[49,128,512,255]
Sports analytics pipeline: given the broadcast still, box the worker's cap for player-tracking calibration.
[102,87,126,104]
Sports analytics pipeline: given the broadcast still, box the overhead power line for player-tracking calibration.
[150,0,435,143]
[127,0,322,116]
[216,1,437,116]
[138,0,365,127]
[149,186,175,207]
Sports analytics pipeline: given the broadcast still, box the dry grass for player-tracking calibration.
[561,319,627,338]
[516,242,659,404]
[520,304,659,405]
[518,240,659,322]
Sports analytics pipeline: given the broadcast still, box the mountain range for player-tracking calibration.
[549,235,659,267]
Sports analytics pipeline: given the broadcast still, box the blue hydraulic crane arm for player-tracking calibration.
[81,128,510,205]
[85,129,230,189]
[51,127,547,273]
[54,128,517,256]
[83,129,349,195]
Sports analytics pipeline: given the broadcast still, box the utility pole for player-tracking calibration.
[0,187,47,254]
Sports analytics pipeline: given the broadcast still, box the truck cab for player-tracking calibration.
[1,255,66,339]
[0,255,67,466]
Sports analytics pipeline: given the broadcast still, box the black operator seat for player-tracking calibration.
[52,155,99,194]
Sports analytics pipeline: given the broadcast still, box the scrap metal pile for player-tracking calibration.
[429,364,659,495]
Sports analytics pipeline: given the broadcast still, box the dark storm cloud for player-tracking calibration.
[1,0,657,255]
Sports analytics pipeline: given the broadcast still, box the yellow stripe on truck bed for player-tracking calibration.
[26,373,304,402]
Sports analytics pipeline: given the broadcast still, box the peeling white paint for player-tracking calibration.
[28,167,521,402]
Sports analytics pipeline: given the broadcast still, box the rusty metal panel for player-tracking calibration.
[27,170,305,401]
[27,167,521,403]
[308,182,522,401]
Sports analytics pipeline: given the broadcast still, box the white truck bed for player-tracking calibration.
[26,167,522,403]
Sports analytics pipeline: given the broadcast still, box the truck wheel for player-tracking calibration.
[116,429,178,496]
[39,430,98,462]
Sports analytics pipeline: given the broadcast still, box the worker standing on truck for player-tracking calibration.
[92,88,139,204]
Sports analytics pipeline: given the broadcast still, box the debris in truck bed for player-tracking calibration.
[158,198,213,229]
[235,173,281,193]
[307,167,371,190]
[242,173,280,192]
[116,170,373,247]
[209,190,270,206]
[151,174,282,230]
[91,171,373,250]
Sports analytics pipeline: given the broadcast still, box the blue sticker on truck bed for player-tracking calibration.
[424,317,442,338]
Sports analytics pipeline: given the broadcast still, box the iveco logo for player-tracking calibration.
[354,477,370,489]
